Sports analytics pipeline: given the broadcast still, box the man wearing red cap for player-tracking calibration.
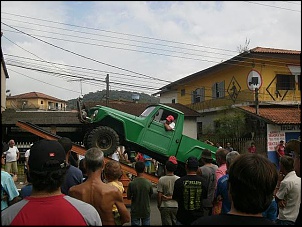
[164,115,175,131]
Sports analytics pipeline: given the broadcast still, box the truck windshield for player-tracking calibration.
[140,106,156,117]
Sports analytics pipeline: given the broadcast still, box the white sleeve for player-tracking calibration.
[169,122,175,130]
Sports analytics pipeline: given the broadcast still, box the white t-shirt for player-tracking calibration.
[24,149,30,167]
[4,146,19,162]
[111,151,119,161]
[169,122,175,130]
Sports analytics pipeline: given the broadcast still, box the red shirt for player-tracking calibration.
[248,146,256,153]
[2,194,102,225]
[276,144,285,158]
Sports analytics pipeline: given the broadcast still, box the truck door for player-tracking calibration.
[140,108,178,157]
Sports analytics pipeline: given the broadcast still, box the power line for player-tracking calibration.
[7,63,161,91]
[1,11,240,53]
[2,22,169,82]
[2,27,235,63]
[5,56,167,86]
[2,24,298,70]
[245,1,301,12]
[7,68,79,94]
[2,35,166,95]
[1,17,237,57]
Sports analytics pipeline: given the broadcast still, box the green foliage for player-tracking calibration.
[213,109,247,139]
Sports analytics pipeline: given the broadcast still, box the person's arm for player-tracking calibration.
[164,122,173,131]
[196,167,202,176]
[274,172,287,208]
[115,191,131,225]
[275,146,282,157]
[157,191,163,208]
[126,183,132,200]
[144,156,152,161]
[16,147,20,160]
[206,140,214,146]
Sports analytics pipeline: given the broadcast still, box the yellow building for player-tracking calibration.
[156,47,300,138]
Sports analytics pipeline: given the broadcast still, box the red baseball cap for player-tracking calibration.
[166,115,174,122]
[168,156,177,164]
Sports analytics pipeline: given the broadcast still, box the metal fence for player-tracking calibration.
[212,137,268,156]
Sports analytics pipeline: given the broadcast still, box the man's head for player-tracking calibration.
[215,148,229,166]
[166,115,174,123]
[228,153,278,214]
[185,156,199,172]
[84,147,105,172]
[279,155,294,174]
[28,139,68,192]
[134,161,145,174]
[104,160,123,181]
[8,139,15,147]
[285,139,300,177]
[201,149,213,163]
[226,150,240,170]
[58,137,72,155]
[165,156,178,172]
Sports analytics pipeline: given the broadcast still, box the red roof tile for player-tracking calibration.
[250,47,301,55]
[7,92,66,102]
[238,106,300,124]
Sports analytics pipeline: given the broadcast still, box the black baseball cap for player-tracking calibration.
[28,140,66,171]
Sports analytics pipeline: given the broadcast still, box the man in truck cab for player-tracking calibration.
[164,115,175,131]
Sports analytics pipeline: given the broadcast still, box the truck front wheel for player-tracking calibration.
[86,126,119,156]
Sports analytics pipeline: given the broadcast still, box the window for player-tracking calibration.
[197,122,203,139]
[276,74,295,90]
[41,101,43,104]
[197,122,203,134]
[212,81,225,98]
[192,87,205,103]
[181,89,185,96]
[172,99,176,103]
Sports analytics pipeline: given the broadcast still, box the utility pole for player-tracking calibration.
[255,88,259,115]
[106,74,109,107]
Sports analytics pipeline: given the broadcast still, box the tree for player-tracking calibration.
[237,38,251,53]
[213,109,247,139]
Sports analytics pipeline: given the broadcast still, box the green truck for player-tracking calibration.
[77,99,217,176]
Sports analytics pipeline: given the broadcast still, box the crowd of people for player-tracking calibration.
[1,137,300,226]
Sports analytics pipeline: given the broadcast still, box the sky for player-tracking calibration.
[1,1,301,101]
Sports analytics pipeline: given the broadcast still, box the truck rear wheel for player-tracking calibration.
[83,129,92,149]
[86,126,119,156]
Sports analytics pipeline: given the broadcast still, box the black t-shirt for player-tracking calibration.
[172,174,208,225]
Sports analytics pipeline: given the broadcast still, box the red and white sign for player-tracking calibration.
[247,70,262,91]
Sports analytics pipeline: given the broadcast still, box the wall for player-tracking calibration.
[267,124,300,168]
[1,64,7,113]
[183,118,198,139]
[159,90,178,103]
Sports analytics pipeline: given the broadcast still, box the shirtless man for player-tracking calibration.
[69,147,130,225]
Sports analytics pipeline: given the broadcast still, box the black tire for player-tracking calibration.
[83,129,91,149]
[86,126,119,156]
